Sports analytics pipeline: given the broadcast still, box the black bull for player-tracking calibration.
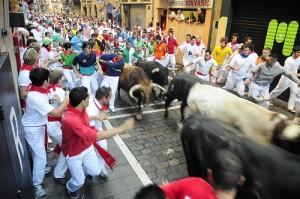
[181,114,300,199]
[136,61,169,99]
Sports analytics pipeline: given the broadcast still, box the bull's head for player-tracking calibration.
[151,67,169,86]
[129,83,166,104]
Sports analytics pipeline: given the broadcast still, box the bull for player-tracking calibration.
[181,114,300,199]
[118,65,165,120]
[186,83,300,144]
[164,73,215,121]
[135,61,169,100]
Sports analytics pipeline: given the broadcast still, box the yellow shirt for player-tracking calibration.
[212,45,233,66]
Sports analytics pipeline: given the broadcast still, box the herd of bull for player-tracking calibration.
[117,61,300,199]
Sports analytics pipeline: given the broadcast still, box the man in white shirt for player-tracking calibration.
[223,44,253,96]
[180,36,198,73]
[22,68,68,198]
[269,46,300,112]
[194,50,217,81]
[86,86,111,176]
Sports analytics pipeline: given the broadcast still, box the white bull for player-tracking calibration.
[187,83,300,143]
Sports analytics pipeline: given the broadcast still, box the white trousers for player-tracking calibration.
[24,125,47,186]
[63,69,77,89]
[295,87,300,114]
[196,73,210,81]
[223,74,245,96]
[80,72,99,95]
[66,146,103,192]
[269,76,297,110]
[249,82,270,108]
[47,121,68,178]
[165,53,176,68]
[100,76,119,111]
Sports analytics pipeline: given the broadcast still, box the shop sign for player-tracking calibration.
[168,0,213,9]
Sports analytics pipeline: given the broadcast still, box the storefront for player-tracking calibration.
[165,0,214,64]
[120,0,152,29]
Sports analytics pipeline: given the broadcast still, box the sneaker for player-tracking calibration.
[54,176,68,185]
[66,189,80,199]
[33,184,46,198]
[45,165,51,175]
[99,168,108,180]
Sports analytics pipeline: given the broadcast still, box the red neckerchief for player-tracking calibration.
[47,84,62,92]
[93,98,109,111]
[29,85,49,94]
[112,56,121,63]
[46,46,52,52]
[20,64,33,71]
[35,28,40,32]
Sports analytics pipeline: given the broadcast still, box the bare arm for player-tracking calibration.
[49,91,69,117]
[95,118,134,141]
[19,86,29,99]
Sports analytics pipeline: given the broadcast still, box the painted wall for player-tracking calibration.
[166,9,213,65]
[0,1,20,101]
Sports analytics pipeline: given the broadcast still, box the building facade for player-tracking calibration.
[80,0,119,19]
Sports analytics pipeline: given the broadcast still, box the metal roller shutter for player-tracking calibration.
[230,0,300,100]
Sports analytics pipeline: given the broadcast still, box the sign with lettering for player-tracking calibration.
[168,0,214,9]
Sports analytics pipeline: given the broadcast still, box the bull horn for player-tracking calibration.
[152,83,166,92]
[129,84,142,102]
[168,76,173,81]
[280,123,300,140]
[167,67,177,71]
[151,68,160,73]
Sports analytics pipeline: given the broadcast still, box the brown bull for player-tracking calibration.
[118,66,165,120]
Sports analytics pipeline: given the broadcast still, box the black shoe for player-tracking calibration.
[54,177,68,185]
[99,169,108,180]
[66,189,80,199]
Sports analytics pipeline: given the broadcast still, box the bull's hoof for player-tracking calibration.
[135,113,143,121]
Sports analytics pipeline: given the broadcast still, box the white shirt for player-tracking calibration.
[229,54,253,78]
[40,47,54,63]
[194,57,216,75]
[18,70,31,87]
[48,86,65,109]
[195,43,206,57]
[180,43,198,60]
[22,91,54,126]
[284,56,300,73]
[31,28,42,44]
[86,96,104,131]
[248,52,258,68]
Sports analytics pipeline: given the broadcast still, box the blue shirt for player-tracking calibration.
[101,54,125,77]
[70,36,83,53]
[73,53,96,76]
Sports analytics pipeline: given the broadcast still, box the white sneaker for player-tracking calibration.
[99,167,108,180]
[110,108,116,113]
[34,184,46,198]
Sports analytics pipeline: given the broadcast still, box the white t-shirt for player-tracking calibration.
[181,43,198,60]
[86,96,104,131]
[229,54,253,78]
[195,43,206,57]
[22,91,54,126]
[40,47,54,63]
[48,86,65,109]
[284,56,300,73]
[194,57,217,75]
[18,70,31,87]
